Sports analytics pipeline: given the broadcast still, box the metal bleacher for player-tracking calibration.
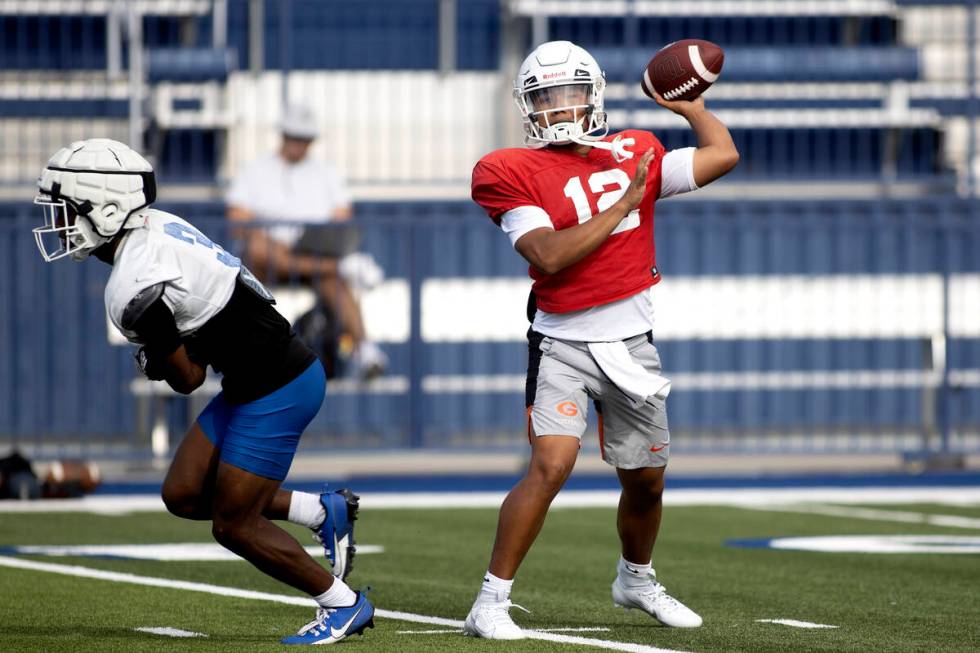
[1,0,974,193]
[508,0,979,193]
[1,1,978,463]
[0,0,233,192]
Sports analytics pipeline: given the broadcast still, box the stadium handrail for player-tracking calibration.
[507,0,898,17]
[593,46,920,83]
[612,107,941,128]
[0,0,210,16]
[609,80,980,101]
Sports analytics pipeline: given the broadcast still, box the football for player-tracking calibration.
[42,459,101,498]
[641,39,724,102]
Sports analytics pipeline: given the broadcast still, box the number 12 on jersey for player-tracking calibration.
[563,169,640,235]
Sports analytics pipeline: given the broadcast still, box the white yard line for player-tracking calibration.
[397,627,613,635]
[2,487,980,514]
[0,556,695,653]
[134,626,207,638]
[740,504,980,530]
[756,619,838,629]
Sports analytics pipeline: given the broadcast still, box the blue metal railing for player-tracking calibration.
[1,198,978,460]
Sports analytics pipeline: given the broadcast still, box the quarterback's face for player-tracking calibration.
[529,84,590,127]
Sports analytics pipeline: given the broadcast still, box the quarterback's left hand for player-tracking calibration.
[134,346,165,381]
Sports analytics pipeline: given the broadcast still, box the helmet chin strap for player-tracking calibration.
[539,110,634,162]
[568,134,636,163]
[553,114,634,162]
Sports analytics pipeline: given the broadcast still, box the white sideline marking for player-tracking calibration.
[743,504,980,530]
[2,487,980,513]
[0,495,167,514]
[0,556,696,653]
[756,619,838,629]
[397,626,612,635]
[0,543,383,561]
[134,626,207,638]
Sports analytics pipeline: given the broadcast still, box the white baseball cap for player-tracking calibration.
[280,103,319,140]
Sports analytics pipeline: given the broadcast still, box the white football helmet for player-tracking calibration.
[34,138,156,262]
[514,40,609,148]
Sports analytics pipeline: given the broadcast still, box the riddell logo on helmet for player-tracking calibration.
[556,401,578,416]
[542,72,568,79]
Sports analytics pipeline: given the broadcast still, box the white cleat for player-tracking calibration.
[462,599,528,640]
[612,574,702,628]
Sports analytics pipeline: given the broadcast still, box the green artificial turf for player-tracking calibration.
[0,502,978,652]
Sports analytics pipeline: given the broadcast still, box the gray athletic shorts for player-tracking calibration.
[525,331,670,469]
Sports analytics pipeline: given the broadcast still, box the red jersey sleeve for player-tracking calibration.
[471,154,537,225]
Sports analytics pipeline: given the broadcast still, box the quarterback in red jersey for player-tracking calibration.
[464,41,739,639]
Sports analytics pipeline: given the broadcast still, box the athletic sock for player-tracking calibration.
[314,578,358,609]
[476,571,514,604]
[618,555,654,588]
[288,491,327,529]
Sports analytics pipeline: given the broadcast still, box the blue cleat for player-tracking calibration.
[312,487,359,580]
[281,592,375,645]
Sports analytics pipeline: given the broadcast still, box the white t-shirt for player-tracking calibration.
[501,147,699,342]
[226,153,351,247]
[106,210,241,342]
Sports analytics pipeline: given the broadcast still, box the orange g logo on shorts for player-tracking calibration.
[556,401,578,417]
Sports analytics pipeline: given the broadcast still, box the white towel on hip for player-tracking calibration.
[587,340,671,408]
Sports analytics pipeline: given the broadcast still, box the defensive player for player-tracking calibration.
[463,41,739,638]
[32,138,374,645]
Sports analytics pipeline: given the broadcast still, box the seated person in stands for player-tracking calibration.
[31,138,372,645]
[227,103,387,379]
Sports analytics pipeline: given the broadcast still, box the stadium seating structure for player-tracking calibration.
[0,0,976,189]
[1,1,978,459]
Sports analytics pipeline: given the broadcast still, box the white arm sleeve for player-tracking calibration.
[659,147,699,199]
[499,205,554,248]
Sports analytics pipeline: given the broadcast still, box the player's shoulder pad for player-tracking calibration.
[616,128,664,153]
[121,283,166,331]
[133,208,183,238]
[142,207,183,224]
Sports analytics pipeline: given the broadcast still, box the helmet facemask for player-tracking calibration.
[516,78,608,148]
[32,194,106,262]
[515,82,600,146]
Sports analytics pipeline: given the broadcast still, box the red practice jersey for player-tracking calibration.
[471,129,666,314]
